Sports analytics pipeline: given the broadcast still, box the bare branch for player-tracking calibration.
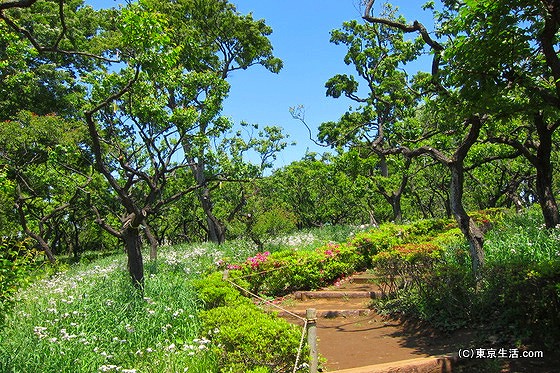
[0,4,120,63]
[92,205,123,239]
[0,0,37,10]
[289,106,329,148]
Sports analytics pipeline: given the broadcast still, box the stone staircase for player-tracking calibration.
[276,272,382,319]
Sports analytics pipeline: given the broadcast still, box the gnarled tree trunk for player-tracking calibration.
[449,162,484,279]
[124,226,144,287]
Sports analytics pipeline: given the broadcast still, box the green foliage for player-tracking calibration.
[376,209,560,346]
[351,218,453,267]
[372,243,443,294]
[195,271,306,372]
[225,243,363,297]
[267,158,373,228]
[192,271,251,309]
[0,237,39,324]
[223,218,455,298]
[201,305,303,372]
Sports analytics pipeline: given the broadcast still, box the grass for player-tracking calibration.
[263,224,373,253]
[0,254,214,372]
[484,207,560,265]
[0,225,360,372]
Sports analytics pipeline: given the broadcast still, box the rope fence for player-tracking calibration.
[223,270,319,373]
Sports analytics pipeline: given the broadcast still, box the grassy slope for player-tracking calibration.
[2,210,560,371]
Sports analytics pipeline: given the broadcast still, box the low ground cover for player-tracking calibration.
[2,210,558,372]
[0,229,353,372]
[376,207,560,350]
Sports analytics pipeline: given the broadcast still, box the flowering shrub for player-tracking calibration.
[220,244,363,297]
[217,218,460,298]
[347,218,454,268]
[246,251,271,269]
[371,243,443,295]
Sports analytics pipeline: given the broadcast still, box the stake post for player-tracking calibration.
[306,308,318,373]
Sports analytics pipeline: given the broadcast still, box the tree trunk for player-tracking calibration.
[15,198,56,263]
[144,223,158,261]
[535,160,560,228]
[200,187,226,244]
[392,195,403,223]
[449,162,484,279]
[124,227,144,288]
[206,214,226,244]
[30,231,56,263]
[534,114,560,228]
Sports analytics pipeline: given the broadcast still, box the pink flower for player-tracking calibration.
[245,251,271,269]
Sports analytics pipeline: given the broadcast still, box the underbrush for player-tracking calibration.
[221,218,457,297]
[374,207,560,349]
[0,237,41,325]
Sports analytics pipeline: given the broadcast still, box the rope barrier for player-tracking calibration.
[224,274,312,372]
[293,319,308,373]
[225,278,306,322]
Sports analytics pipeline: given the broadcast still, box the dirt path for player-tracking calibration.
[271,272,559,372]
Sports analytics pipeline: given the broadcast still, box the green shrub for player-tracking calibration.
[195,271,307,372]
[192,271,251,309]
[375,209,560,346]
[371,242,443,295]
[350,218,454,267]
[481,260,560,347]
[224,243,363,297]
[201,304,305,372]
[0,236,39,324]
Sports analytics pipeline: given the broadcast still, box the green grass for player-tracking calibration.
[0,252,217,372]
[0,229,357,373]
[263,224,374,252]
[484,207,560,265]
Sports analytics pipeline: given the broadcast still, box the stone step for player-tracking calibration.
[349,273,379,284]
[329,354,459,373]
[294,290,382,300]
[278,308,373,319]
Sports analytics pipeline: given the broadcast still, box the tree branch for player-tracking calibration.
[0,0,37,10]
[0,4,120,63]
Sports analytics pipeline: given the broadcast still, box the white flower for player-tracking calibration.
[33,326,48,339]
[98,365,120,372]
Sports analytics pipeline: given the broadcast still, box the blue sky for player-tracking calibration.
[224,0,435,168]
[89,0,435,169]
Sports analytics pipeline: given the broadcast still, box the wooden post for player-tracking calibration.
[306,308,318,373]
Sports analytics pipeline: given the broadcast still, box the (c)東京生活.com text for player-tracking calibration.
[458,347,544,359]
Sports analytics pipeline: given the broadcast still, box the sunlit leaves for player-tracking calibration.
[119,3,182,74]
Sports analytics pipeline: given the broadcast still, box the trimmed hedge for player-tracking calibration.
[193,272,307,372]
